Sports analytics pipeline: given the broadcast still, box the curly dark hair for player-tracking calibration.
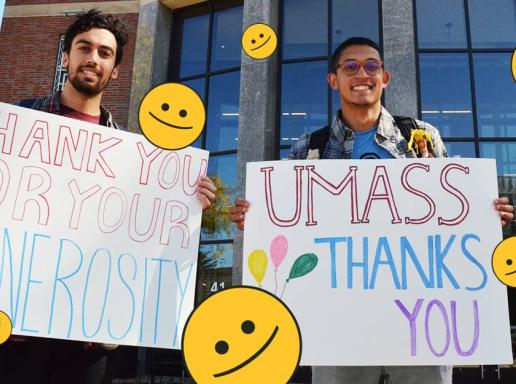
[64,9,128,66]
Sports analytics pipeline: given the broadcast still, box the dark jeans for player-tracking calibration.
[0,338,117,384]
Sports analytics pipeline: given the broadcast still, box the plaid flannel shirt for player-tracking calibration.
[289,106,447,160]
[16,91,126,131]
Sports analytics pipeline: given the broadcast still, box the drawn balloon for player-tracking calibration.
[248,249,268,287]
[287,253,318,282]
[270,235,288,270]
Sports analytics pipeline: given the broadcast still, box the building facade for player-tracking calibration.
[0,0,515,382]
[0,0,138,125]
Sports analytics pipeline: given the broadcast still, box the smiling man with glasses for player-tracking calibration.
[231,36,514,384]
[288,36,447,162]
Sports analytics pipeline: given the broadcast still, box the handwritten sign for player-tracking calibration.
[0,102,207,349]
[243,159,512,365]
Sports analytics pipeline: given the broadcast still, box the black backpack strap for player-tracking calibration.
[308,125,330,158]
[112,121,128,131]
[392,115,418,142]
[16,98,38,108]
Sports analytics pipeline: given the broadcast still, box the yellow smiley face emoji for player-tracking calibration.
[139,83,205,150]
[242,23,278,60]
[182,286,301,384]
[512,48,516,82]
[492,236,516,287]
[0,310,12,344]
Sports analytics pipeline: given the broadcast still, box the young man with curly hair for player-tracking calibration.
[1,9,215,383]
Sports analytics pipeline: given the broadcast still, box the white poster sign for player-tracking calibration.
[243,159,512,365]
[0,102,207,349]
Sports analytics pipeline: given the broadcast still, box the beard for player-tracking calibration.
[67,65,111,96]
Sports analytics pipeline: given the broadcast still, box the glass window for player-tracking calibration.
[195,244,233,304]
[332,0,379,50]
[279,148,291,160]
[419,53,473,138]
[173,2,241,313]
[205,71,240,151]
[280,0,380,157]
[179,14,209,77]
[282,0,328,59]
[280,61,328,146]
[480,142,516,176]
[443,141,476,158]
[182,78,205,148]
[474,53,516,138]
[210,6,243,71]
[415,0,467,48]
[202,154,237,241]
[469,0,516,48]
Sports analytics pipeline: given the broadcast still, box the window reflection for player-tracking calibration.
[202,154,237,241]
[281,61,328,146]
[175,4,242,305]
[182,78,205,148]
[210,6,243,71]
[279,148,290,160]
[474,53,516,138]
[482,144,516,235]
[282,0,327,59]
[469,0,516,48]
[179,14,209,77]
[332,0,379,50]
[443,141,475,158]
[206,71,240,151]
[196,244,233,304]
[419,53,473,138]
[480,142,516,176]
[415,0,467,48]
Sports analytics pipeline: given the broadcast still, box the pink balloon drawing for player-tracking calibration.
[271,234,288,294]
[271,235,288,270]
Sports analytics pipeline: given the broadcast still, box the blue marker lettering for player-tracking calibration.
[20,232,50,333]
[108,253,137,340]
[370,237,400,289]
[348,237,369,289]
[400,236,434,289]
[314,237,347,288]
[461,234,486,291]
[48,238,83,337]
[82,248,112,338]
[435,235,460,289]
[171,261,193,347]
[139,257,148,343]
[151,257,172,344]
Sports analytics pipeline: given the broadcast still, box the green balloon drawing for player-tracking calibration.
[287,253,318,282]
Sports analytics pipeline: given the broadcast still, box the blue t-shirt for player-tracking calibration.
[351,126,394,159]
